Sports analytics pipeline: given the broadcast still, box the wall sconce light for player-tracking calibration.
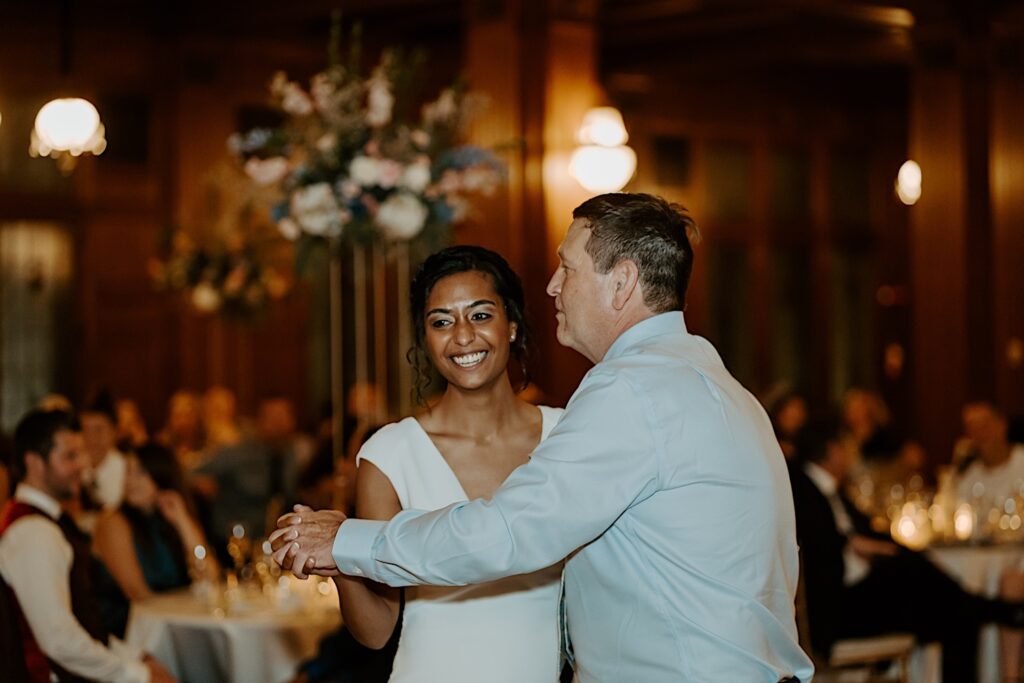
[30,97,107,174]
[896,160,921,205]
[569,106,637,193]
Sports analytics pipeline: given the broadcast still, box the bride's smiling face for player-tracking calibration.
[424,270,517,392]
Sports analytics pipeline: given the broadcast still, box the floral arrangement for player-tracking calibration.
[150,166,292,318]
[229,35,503,256]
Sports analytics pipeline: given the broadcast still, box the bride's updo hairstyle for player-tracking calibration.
[408,245,531,404]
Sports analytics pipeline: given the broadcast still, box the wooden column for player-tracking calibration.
[464,0,598,405]
[908,20,999,462]
[991,46,1024,416]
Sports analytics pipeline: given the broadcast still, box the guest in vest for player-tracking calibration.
[0,408,174,683]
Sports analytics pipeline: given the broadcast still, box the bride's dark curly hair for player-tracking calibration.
[408,245,532,404]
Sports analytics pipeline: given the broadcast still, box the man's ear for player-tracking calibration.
[23,450,45,476]
[610,259,641,311]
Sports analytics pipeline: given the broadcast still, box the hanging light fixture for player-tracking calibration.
[30,97,106,172]
[28,0,107,174]
[895,160,921,206]
[569,106,637,193]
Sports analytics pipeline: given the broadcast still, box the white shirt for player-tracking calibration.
[803,462,871,586]
[956,444,1024,503]
[91,449,127,509]
[334,312,814,682]
[0,484,148,683]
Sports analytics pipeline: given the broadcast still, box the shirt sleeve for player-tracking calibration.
[333,368,661,586]
[0,517,149,683]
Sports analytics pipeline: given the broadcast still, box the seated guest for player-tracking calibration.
[202,386,243,453]
[840,388,895,457]
[115,399,149,452]
[765,385,808,460]
[791,420,1024,682]
[157,391,205,469]
[81,390,128,515]
[192,398,303,549]
[954,401,1024,502]
[0,409,174,683]
[952,401,1024,681]
[93,443,218,638]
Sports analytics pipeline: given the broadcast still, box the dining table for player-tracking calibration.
[928,540,1024,683]
[125,577,342,683]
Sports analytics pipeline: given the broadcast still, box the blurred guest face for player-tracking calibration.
[547,219,613,363]
[81,412,116,459]
[28,430,87,501]
[204,387,236,423]
[123,455,158,510]
[168,393,201,436]
[963,403,1008,464]
[777,397,808,437]
[424,270,515,392]
[116,400,147,444]
[259,399,296,442]
[842,390,876,437]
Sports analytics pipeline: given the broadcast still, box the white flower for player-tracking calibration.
[349,156,380,187]
[281,82,314,116]
[192,282,221,313]
[291,183,341,236]
[400,159,432,193]
[277,217,301,241]
[365,76,394,128]
[376,192,428,240]
[377,159,403,189]
[243,157,289,186]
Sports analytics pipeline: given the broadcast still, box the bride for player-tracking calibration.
[334,245,564,682]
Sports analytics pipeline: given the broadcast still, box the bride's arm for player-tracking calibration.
[333,460,402,649]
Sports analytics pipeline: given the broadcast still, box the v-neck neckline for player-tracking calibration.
[409,406,548,502]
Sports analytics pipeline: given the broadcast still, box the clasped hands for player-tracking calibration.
[268,504,348,579]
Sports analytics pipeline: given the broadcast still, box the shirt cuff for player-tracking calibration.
[333,518,387,580]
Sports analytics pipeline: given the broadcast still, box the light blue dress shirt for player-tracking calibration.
[334,312,815,682]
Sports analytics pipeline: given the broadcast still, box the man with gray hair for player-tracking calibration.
[272,193,813,682]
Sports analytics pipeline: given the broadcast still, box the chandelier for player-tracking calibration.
[568,107,637,194]
[30,97,107,174]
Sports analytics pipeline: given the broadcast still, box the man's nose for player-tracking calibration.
[546,270,561,297]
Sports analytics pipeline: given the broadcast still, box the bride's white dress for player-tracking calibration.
[356,406,564,683]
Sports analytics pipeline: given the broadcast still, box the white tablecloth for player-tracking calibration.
[125,580,341,683]
[911,542,1024,683]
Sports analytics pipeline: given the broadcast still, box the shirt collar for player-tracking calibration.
[603,311,687,362]
[13,483,62,520]
[803,461,838,497]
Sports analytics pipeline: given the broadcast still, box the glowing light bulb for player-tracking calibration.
[896,160,922,206]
